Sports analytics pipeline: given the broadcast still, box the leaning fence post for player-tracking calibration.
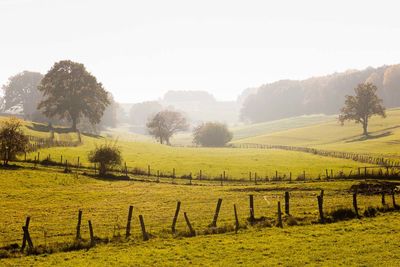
[234,204,239,233]
[22,226,33,252]
[88,220,95,246]
[139,215,149,241]
[171,201,181,234]
[21,216,31,252]
[126,206,133,238]
[353,192,359,218]
[277,201,283,228]
[249,194,255,222]
[284,192,290,215]
[76,210,82,240]
[183,212,196,236]
[211,198,223,227]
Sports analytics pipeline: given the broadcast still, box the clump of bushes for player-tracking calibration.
[88,141,122,176]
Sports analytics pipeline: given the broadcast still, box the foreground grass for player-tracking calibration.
[0,166,393,248]
[2,212,400,266]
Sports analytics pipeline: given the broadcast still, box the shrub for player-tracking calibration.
[0,117,29,165]
[88,141,122,176]
[193,122,233,147]
[364,206,378,217]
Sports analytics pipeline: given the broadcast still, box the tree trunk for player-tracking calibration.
[159,136,163,144]
[71,116,78,132]
[99,163,107,176]
[362,121,368,136]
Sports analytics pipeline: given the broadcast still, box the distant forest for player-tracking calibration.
[240,64,400,123]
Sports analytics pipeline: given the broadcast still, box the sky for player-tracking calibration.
[1,0,400,103]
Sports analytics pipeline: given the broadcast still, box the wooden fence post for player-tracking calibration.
[148,165,151,177]
[171,201,181,234]
[76,210,82,240]
[173,168,175,178]
[284,192,290,215]
[77,157,80,169]
[88,220,95,246]
[249,194,255,222]
[220,174,223,186]
[139,215,149,241]
[124,162,128,177]
[277,201,283,228]
[254,172,257,185]
[183,212,196,236]
[381,192,386,206]
[392,190,397,208]
[21,216,31,252]
[126,206,133,238]
[234,204,239,233]
[353,192,359,218]
[289,172,292,182]
[317,195,325,223]
[199,170,202,180]
[211,198,223,227]
[22,226,33,252]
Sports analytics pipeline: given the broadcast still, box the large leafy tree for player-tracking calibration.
[339,83,386,136]
[146,110,188,145]
[38,60,110,131]
[1,71,43,117]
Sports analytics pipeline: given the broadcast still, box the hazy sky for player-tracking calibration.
[1,0,400,103]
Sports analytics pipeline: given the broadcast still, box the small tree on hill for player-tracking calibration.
[38,60,110,131]
[339,83,386,136]
[146,110,188,145]
[88,141,122,176]
[193,122,233,147]
[0,117,29,165]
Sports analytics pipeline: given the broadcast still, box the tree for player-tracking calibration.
[1,71,43,118]
[339,83,386,136]
[100,93,119,129]
[0,117,29,165]
[88,141,122,176]
[193,122,233,147]
[146,110,188,145]
[38,60,110,131]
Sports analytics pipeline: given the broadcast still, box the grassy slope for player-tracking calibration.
[235,108,400,160]
[0,166,399,266]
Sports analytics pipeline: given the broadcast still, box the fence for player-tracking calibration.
[232,143,400,167]
[26,132,82,152]
[2,189,399,256]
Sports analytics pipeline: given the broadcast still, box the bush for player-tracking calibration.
[364,206,378,217]
[193,122,233,147]
[0,117,29,165]
[88,141,122,176]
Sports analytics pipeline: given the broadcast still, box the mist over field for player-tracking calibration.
[1,1,400,266]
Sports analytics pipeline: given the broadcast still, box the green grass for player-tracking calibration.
[235,108,400,161]
[0,166,399,266]
[3,213,400,266]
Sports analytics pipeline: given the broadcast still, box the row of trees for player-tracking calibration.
[1,61,117,131]
[146,110,233,147]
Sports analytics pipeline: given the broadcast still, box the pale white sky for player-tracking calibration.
[1,0,400,102]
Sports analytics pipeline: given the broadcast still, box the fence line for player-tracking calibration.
[232,143,400,167]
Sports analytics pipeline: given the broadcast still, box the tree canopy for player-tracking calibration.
[38,60,110,131]
[1,71,43,118]
[146,110,188,145]
[339,83,386,136]
[193,122,233,147]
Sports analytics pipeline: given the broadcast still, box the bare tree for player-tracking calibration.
[339,83,386,136]
[146,110,188,145]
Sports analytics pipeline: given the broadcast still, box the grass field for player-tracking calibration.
[0,165,399,265]
[235,108,400,160]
